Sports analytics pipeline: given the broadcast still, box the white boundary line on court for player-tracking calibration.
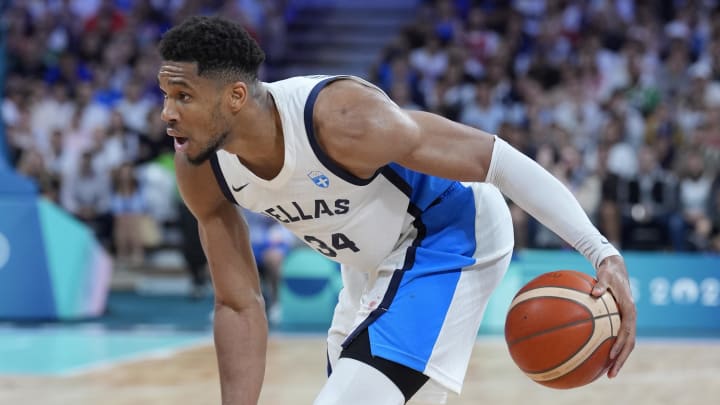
[58,335,213,377]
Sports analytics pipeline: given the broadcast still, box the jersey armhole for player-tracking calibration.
[303,77,383,186]
[209,153,239,205]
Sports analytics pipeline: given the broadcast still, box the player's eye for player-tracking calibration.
[179,92,191,102]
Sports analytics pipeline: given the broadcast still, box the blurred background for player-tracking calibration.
[0,0,719,403]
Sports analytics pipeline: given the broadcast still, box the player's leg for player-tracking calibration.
[314,358,405,405]
[326,265,368,373]
[315,329,428,405]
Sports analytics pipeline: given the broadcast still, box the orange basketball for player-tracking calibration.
[504,270,621,389]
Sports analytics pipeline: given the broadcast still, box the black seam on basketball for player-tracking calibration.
[507,295,617,347]
[508,315,592,346]
[513,316,594,374]
[507,297,593,347]
[522,335,616,378]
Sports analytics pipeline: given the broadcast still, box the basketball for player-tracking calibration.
[504,270,621,389]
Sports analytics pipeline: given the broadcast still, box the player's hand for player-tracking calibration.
[592,255,636,379]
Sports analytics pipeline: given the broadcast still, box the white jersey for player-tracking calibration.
[211,75,426,270]
[210,75,515,395]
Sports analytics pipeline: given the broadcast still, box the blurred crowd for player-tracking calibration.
[3,0,720,300]
[372,0,720,253]
[1,0,291,304]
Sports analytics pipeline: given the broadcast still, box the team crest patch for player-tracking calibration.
[307,171,330,188]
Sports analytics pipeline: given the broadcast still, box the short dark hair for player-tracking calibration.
[158,16,265,84]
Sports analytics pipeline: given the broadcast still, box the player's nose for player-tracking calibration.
[160,101,178,123]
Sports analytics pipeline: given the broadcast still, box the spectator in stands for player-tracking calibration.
[110,163,151,266]
[428,63,473,119]
[603,114,639,180]
[553,69,604,148]
[15,147,59,203]
[89,111,140,173]
[3,85,35,166]
[30,83,75,148]
[116,79,155,134]
[410,33,449,97]
[375,53,423,108]
[644,102,682,170]
[558,143,602,221]
[61,108,93,160]
[137,106,173,165]
[74,82,111,134]
[91,67,124,108]
[463,6,500,65]
[615,145,677,250]
[705,176,720,252]
[42,128,72,178]
[671,149,713,251]
[61,151,113,247]
[596,141,622,246]
[83,0,127,38]
[459,77,505,134]
[177,200,210,300]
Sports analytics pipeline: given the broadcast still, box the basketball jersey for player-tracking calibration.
[210,75,515,394]
[210,75,471,271]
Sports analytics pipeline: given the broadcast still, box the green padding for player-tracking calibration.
[279,249,340,329]
[153,153,175,173]
[37,199,94,318]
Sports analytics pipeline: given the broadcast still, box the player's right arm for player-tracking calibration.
[174,154,267,405]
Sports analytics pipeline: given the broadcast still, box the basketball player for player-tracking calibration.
[157,16,636,405]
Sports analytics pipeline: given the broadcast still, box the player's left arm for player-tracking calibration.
[313,79,636,378]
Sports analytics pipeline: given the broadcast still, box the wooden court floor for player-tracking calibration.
[1,336,718,405]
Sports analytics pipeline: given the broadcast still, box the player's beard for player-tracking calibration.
[186,105,230,166]
[186,130,229,166]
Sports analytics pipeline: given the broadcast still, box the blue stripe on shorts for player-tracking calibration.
[368,179,478,372]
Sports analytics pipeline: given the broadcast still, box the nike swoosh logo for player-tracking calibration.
[232,183,249,192]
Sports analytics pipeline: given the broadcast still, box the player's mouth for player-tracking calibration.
[167,128,189,152]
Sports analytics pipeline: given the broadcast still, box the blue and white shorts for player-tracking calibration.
[326,182,514,402]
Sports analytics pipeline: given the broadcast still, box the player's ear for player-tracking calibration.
[228,81,248,112]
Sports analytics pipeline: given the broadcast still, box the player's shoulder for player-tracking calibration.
[314,77,392,118]
[266,75,337,91]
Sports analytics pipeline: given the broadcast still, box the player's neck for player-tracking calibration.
[226,86,285,180]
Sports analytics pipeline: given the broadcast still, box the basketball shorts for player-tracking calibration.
[326,182,514,402]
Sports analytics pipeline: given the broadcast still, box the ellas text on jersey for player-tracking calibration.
[263,199,350,223]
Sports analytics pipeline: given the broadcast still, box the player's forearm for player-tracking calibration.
[214,300,268,405]
[485,136,620,269]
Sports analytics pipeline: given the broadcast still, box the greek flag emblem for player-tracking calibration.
[307,171,330,188]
